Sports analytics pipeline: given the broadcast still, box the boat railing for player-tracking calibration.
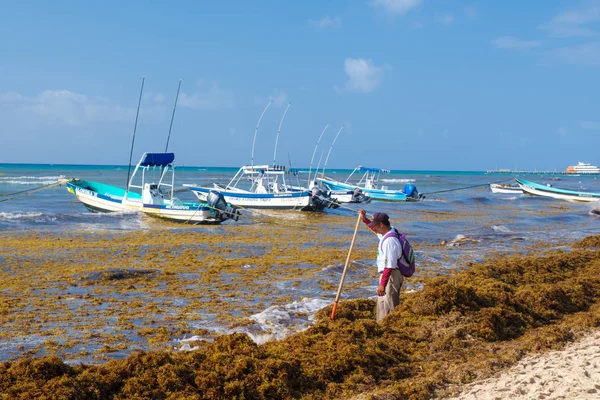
[126,152,177,204]
[228,164,291,194]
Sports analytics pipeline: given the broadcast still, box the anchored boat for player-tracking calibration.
[489,183,523,194]
[67,152,240,224]
[188,164,336,211]
[319,166,422,202]
[516,178,600,203]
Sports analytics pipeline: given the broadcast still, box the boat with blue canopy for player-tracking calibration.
[318,166,422,202]
[67,152,240,224]
[516,178,600,203]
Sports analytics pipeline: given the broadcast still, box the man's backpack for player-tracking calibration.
[382,228,416,277]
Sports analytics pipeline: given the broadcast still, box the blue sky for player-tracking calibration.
[1,0,599,171]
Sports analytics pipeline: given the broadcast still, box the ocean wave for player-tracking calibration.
[0,211,44,220]
[235,297,330,344]
[491,225,512,233]
[0,175,63,180]
[0,180,60,185]
[379,178,416,183]
[498,196,519,201]
[174,297,332,352]
[0,175,63,185]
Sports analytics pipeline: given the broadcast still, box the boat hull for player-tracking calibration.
[189,186,317,210]
[319,178,410,202]
[66,181,139,212]
[67,180,227,224]
[140,203,223,224]
[516,179,600,203]
[490,184,522,194]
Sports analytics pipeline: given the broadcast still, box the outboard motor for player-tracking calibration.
[351,189,371,204]
[403,183,422,201]
[311,188,340,210]
[207,190,240,221]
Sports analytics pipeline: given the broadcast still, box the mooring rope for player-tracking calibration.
[0,180,65,203]
[421,178,515,196]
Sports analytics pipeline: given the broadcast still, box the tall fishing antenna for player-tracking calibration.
[314,150,324,184]
[273,102,291,165]
[251,100,272,167]
[125,77,145,192]
[165,79,182,152]
[307,124,329,187]
[321,125,344,178]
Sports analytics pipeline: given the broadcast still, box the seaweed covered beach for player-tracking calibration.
[2,167,600,398]
[1,219,600,398]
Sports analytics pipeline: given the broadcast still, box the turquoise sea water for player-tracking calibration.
[1,162,599,264]
[1,163,599,363]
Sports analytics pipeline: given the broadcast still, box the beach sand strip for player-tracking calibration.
[441,329,600,400]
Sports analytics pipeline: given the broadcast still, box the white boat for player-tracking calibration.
[516,178,600,203]
[318,166,422,202]
[188,165,335,211]
[66,152,240,224]
[565,162,600,174]
[489,183,523,194]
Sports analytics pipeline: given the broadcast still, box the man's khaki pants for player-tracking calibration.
[376,268,403,323]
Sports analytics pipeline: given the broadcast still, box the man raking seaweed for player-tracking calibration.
[331,209,415,322]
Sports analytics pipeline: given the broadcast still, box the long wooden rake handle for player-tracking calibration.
[331,213,362,320]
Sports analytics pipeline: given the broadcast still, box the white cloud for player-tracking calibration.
[436,13,455,26]
[371,0,422,15]
[343,58,386,93]
[541,3,600,37]
[309,16,342,29]
[491,36,542,50]
[558,126,568,136]
[580,120,600,130]
[547,41,600,66]
[0,89,134,127]
[464,6,479,20]
[178,81,234,110]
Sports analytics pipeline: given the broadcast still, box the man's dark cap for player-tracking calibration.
[368,212,389,227]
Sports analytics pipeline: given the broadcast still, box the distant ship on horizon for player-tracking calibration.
[565,162,600,174]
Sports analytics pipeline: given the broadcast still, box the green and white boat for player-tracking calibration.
[516,178,600,203]
[67,152,240,224]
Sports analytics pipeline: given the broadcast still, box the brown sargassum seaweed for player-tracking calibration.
[1,234,600,399]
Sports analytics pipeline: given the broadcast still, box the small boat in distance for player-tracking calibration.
[516,178,600,203]
[67,152,240,224]
[565,162,600,174]
[489,183,522,194]
[319,166,422,202]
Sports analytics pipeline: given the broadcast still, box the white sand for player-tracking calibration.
[442,330,600,400]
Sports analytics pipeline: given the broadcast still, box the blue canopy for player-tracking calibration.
[139,152,175,167]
